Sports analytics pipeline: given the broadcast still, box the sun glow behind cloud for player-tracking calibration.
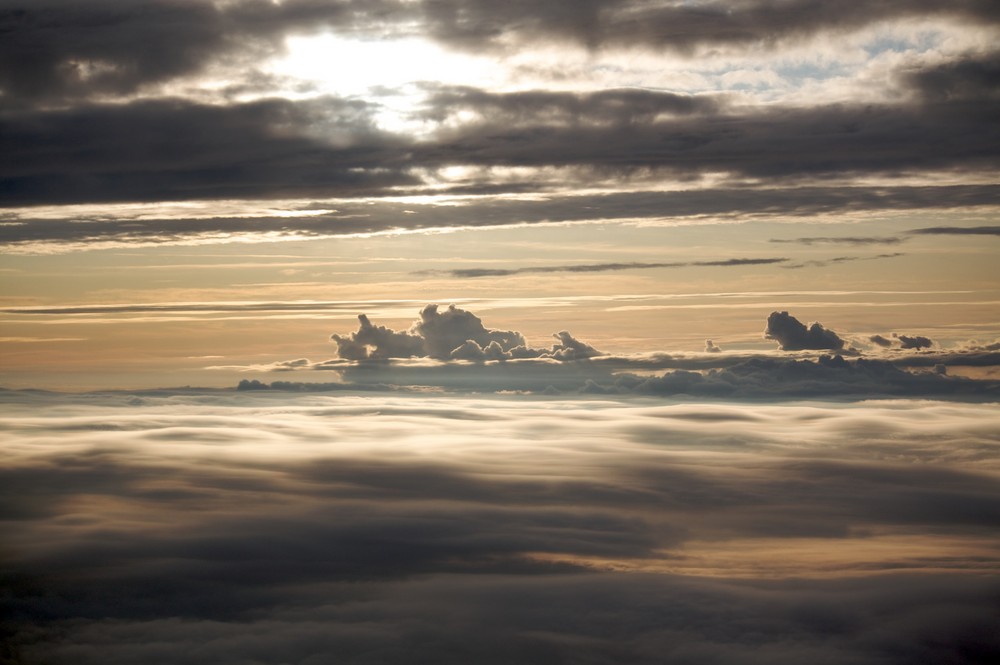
[267,33,502,132]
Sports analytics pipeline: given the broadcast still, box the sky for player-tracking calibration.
[1,1,999,663]
[1,0,999,390]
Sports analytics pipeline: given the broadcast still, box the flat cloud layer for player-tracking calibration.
[2,390,998,664]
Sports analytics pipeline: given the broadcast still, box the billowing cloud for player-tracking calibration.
[764,311,845,351]
[705,339,722,353]
[330,304,599,362]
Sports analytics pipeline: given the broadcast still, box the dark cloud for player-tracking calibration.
[901,51,1000,102]
[870,334,894,347]
[614,354,997,400]
[705,339,722,353]
[414,82,1000,180]
[4,51,1000,208]
[330,304,598,363]
[909,225,1000,236]
[6,2,996,106]
[3,184,998,249]
[0,96,412,205]
[424,257,788,279]
[0,0,386,104]
[781,252,905,269]
[764,311,845,351]
[417,0,1000,52]
[770,236,906,245]
[896,334,934,350]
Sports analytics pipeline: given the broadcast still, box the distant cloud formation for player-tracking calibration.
[870,334,894,348]
[896,334,935,350]
[764,311,845,351]
[331,304,602,362]
[224,306,1000,399]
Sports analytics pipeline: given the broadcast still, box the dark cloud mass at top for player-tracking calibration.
[0,1,998,213]
[4,0,998,105]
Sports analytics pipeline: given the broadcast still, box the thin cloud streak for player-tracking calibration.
[419,257,788,278]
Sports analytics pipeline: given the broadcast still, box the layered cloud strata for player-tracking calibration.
[2,391,998,664]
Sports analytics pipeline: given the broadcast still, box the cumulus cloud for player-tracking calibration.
[764,311,845,351]
[705,339,722,353]
[330,304,601,362]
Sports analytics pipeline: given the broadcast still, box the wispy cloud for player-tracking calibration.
[909,225,1000,236]
[770,236,906,246]
[419,257,788,278]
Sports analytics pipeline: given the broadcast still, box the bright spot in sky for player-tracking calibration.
[269,33,502,131]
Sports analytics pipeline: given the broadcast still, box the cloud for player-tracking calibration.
[2,391,999,663]
[415,77,1000,181]
[909,226,1000,236]
[613,355,996,400]
[770,236,906,246]
[781,252,905,269]
[0,96,412,206]
[418,0,1000,52]
[896,334,935,350]
[330,304,598,363]
[764,311,845,351]
[227,308,1000,398]
[5,186,999,252]
[6,1,997,107]
[870,334,894,347]
[423,257,788,279]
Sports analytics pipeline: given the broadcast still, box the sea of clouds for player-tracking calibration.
[2,389,998,664]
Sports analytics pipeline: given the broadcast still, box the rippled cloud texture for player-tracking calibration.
[2,390,999,664]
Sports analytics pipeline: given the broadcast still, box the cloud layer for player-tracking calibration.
[2,390,998,664]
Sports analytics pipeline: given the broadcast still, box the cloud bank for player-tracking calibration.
[2,391,998,664]
[228,307,1000,398]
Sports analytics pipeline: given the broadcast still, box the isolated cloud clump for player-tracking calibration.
[765,311,845,351]
[331,304,602,362]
